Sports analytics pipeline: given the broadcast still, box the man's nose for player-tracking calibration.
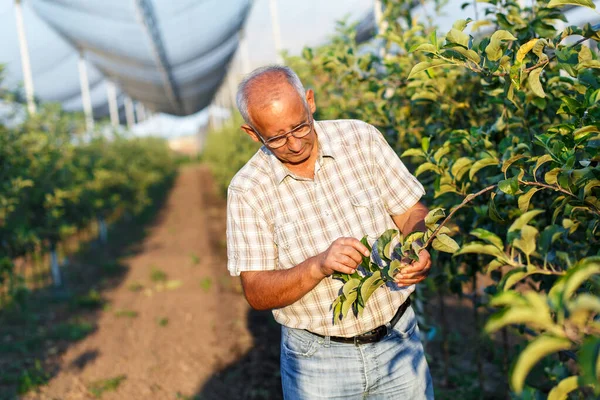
[287,135,303,151]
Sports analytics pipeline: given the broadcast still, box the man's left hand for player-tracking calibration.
[394,248,431,286]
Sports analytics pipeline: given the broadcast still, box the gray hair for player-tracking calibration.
[236,65,307,126]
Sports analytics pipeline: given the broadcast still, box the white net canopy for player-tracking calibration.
[0,0,251,117]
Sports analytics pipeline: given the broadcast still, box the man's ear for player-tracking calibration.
[241,124,261,143]
[306,89,317,115]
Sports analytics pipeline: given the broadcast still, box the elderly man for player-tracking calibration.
[226,65,434,399]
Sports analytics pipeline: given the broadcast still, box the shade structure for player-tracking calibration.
[1,0,251,118]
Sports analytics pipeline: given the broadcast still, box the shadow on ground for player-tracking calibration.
[0,174,176,400]
[193,309,283,400]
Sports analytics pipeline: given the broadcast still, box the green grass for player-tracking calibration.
[72,289,104,310]
[49,320,94,341]
[114,309,138,318]
[190,253,200,266]
[150,266,167,283]
[16,359,49,395]
[127,282,144,292]
[101,261,126,276]
[199,277,212,293]
[88,375,127,398]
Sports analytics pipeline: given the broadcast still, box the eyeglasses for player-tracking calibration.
[255,118,314,149]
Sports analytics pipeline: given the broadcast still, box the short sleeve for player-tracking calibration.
[226,189,278,276]
[370,126,425,215]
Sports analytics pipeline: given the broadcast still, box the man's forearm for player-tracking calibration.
[392,201,429,236]
[240,255,325,310]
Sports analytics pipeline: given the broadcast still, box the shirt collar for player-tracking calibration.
[265,120,336,185]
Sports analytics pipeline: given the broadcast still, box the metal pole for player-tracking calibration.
[125,96,135,128]
[106,80,119,128]
[78,53,94,132]
[239,30,251,74]
[269,0,283,64]
[135,102,146,122]
[14,0,36,114]
[374,0,387,58]
[374,0,384,35]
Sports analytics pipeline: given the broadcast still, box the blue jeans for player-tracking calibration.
[280,306,434,399]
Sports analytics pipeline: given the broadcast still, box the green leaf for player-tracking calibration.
[470,228,504,250]
[545,168,561,185]
[401,148,426,158]
[445,46,481,64]
[433,145,451,163]
[412,43,437,53]
[509,209,544,232]
[446,28,470,48]
[528,68,546,98]
[415,162,441,177]
[469,157,500,180]
[548,0,596,9]
[451,157,474,181]
[562,259,600,301]
[502,154,528,174]
[485,30,517,61]
[485,305,555,333]
[452,19,470,31]
[376,229,398,263]
[359,235,372,269]
[573,125,600,140]
[489,291,528,307]
[576,60,600,70]
[341,291,358,319]
[342,278,361,297]
[503,269,529,290]
[456,243,507,259]
[421,137,430,153]
[584,179,600,197]
[548,376,580,400]
[408,60,454,79]
[518,188,541,213]
[498,177,520,195]
[578,337,600,389]
[513,225,539,258]
[359,270,384,308]
[489,192,504,222]
[510,335,572,394]
[388,259,407,279]
[432,234,460,253]
[533,154,554,179]
[517,39,539,62]
[430,30,438,49]
[424,208,445,227]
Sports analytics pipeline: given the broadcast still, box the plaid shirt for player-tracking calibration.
[226,119,425,337]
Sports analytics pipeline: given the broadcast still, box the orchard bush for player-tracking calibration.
[287,0,600,397]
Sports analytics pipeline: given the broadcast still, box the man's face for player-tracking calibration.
[244,86,317,166]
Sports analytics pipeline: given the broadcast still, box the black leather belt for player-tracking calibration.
[308,297,411,346]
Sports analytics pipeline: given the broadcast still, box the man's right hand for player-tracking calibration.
[313,237,371,279]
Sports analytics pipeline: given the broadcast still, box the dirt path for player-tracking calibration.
[28,165,259,400]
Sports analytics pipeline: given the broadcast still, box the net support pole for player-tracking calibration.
[374,0,387,58]
[78,52,94,132]
[106,80,119,127]
[14,0,36,115]
[269,0,283,64]
[135,102,146,122]
[125,96,135,128]
[374,0,384,34]
[239,29,251,74]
